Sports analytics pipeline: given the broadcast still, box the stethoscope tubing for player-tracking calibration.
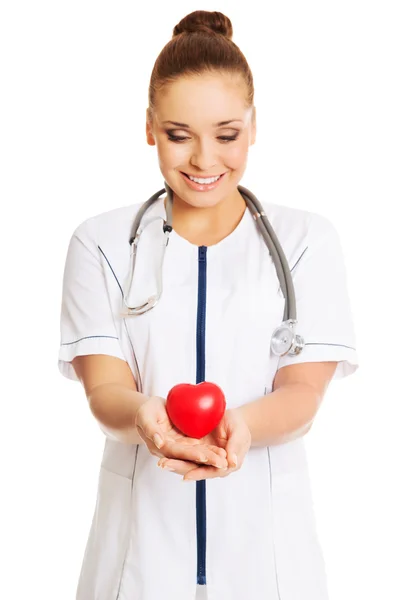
[127,182,295,321]
[123,181,304,356]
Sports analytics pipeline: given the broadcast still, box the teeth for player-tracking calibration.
[188,174,221,184]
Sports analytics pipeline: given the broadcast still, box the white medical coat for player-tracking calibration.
[58,191,359,600]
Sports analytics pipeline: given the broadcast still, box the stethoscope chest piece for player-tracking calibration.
[271,319,305,357]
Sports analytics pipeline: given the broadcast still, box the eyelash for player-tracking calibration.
[166,133,239,143]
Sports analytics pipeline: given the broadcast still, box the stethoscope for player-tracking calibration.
[122,181,304,357]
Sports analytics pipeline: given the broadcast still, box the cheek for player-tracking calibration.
[157,142,187,168]
[224,142,250,169]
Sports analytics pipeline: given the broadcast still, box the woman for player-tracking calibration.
[58,10,359,600]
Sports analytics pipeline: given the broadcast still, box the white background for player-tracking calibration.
[1,1,399,599]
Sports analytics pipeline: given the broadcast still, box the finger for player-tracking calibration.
[207,445,227,458]
[171,437,227,458]
[158,457,229,474]
[157,458,199,476]
[158,458,230,481]
[194,443,228,466]
[182,464,231,481]
[139,425,227,466]
[182,439,227,457]
[162,440,228,468]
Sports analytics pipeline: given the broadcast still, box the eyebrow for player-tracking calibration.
[162,119,243,128]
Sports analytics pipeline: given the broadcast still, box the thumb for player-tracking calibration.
[152,432,164,449]
[136,421,164,449]
[225,431,242,469]
[224,409,251,469]
[135,398,165,449]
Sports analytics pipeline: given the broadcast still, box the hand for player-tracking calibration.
[157,408,252,481]
[135,396,228,469]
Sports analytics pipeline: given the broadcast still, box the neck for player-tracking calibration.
[165,188,246,245]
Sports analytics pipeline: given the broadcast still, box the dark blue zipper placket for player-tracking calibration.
[196,245,207,585]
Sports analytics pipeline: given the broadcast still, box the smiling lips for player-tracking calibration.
[182,172,225,179]
[180,171,227,191]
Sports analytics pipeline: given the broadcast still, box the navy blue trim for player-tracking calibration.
[278,247,308,294]
[98,245,124,297]
[196,246,207,585]
[290,246,308,272]
[305,342,356,351]
[61,335,119,346]
[61,247,123,349]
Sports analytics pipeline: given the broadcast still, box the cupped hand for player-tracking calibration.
[135,396,228,469]
[157,408,252,481]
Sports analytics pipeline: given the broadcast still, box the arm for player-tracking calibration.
[72,354,150,445]
[237,361,338,447]
[72,354,230,469]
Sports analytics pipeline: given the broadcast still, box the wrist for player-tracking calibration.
[234,405,253,443]
[133,394,153,426]
[235,404,249,426]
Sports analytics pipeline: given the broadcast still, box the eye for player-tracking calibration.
[218,135,239,143]
[166,134,189,143]
[166,132,240,143]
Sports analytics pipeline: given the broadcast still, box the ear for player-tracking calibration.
[146,108,156,146]
[250,106,257,146]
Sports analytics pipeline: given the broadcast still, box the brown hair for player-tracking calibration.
[147,10,254,120]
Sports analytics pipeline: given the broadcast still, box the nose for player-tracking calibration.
[189,139,218,172]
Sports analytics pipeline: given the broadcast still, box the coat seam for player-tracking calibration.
[115,444,140,600]
[98,245,124,296]
[305,342,356,350]
[61,335,119,345]
[97,245,143,391]
[267,446,283,600]
[290,246,308,273]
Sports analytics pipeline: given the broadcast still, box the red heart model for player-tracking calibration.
[166,382,226,439]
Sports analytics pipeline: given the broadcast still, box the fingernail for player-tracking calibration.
[231,453,238,467]
[163,465,175,472]
[199,455,208,463]
[182,478,193,482]
[153,433,163,449]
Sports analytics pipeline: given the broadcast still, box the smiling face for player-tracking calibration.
[146,72,256,210]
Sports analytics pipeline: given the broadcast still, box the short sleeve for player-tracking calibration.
[277,214,359,380]
[58,219,126,381]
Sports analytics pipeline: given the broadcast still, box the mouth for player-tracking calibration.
[181,171,227,179]
[179,170,227,191]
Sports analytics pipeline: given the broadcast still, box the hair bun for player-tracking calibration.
[173,10,233,40]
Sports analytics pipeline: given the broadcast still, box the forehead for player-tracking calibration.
[155,73,250,126]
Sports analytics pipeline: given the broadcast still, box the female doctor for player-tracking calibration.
[58,10,359,600]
